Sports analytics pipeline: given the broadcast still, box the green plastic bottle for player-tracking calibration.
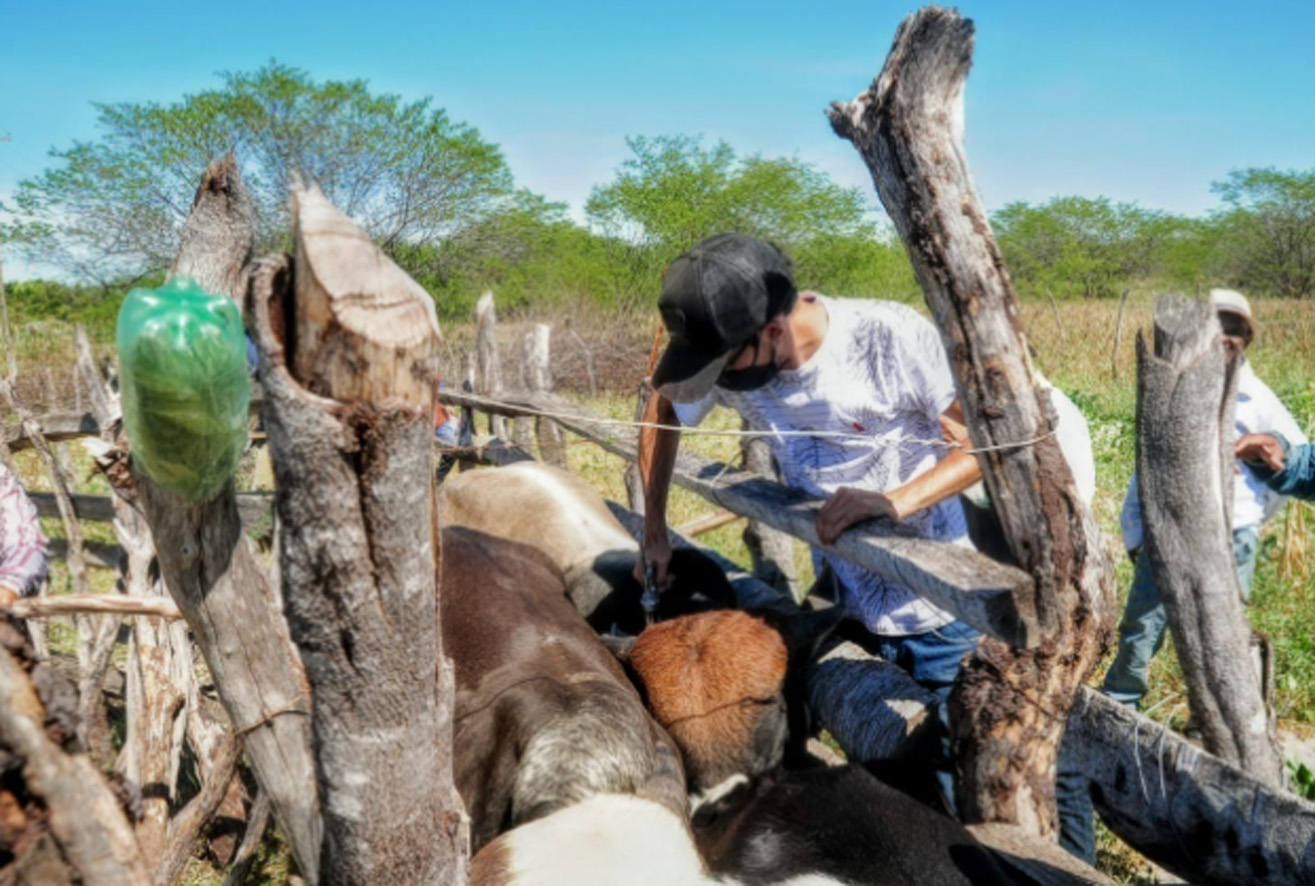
[116,276,250,501]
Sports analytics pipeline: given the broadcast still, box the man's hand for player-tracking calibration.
[816,487,900,546]
[0,586,18,610]
[1235,432,1286,472]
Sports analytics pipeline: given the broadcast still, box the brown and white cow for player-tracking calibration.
[440,526,686,853]
[441,462,736,634]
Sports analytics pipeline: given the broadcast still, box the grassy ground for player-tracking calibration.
[4,293,1313,884]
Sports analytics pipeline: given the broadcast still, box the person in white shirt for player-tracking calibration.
[0,459,49,607]
[639,233,1102,861]
[1102,289,1308,707]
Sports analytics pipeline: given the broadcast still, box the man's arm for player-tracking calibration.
[637,389,682,585]
[1237,431,1315,501]
[816,400,982,546]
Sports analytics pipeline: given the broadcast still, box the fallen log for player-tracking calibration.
[249,182,468,884]
[1071,688,1315,886]
[1136,294,1281,784]
[828,5,1115,835]
[442,388,1038,648]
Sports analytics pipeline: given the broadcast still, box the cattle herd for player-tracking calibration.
[439,463,1023,885]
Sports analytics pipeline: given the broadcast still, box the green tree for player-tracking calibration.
[1211,167,1315,299]
[992,196,1202,298]
[2,62,519,288]
[584,135,889,302]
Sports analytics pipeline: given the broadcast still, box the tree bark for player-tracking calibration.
[828,7,1115,836]
[1135,294,1281,784]
[120,154,322,881]
[528,324,568,467]
[248,182,469,884]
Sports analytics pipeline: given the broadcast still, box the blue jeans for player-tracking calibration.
[1102,526,1260,707]
[873,619,982,706]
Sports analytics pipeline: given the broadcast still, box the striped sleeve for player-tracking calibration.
[0,463,49,596]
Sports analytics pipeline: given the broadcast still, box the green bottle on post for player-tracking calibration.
[116,275,251,501]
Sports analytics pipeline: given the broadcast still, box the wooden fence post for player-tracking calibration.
[1135,294,1281,785]
[118,154,322,881]
[475,291,507,439]
[528,324,568,468]
[828,7,1116,835]
[248,182,468,884]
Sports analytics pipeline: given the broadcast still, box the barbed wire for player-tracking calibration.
[442,394,1059,457]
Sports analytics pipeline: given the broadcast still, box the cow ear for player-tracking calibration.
[600,632,638,664]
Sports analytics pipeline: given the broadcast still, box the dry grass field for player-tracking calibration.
[3,292,1312,884]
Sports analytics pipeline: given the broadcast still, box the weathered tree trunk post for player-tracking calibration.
[248,182,469,884]
[829,7,1115,835]
[475,291,507,439]
[528,324,568,468]
[119,154,322,880]
[1135,294,1281,784]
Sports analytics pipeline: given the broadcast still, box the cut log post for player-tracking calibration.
[528,324,567,468]
[740,429,801,599]
[248,182,468,884]
[828,7,1115,835]
[513,331,536,451]
[1135,294,1281,784]
[118,154,322,881]
[1070,688,1315,885]
[443,388,1038,647]
[475,290,507,438]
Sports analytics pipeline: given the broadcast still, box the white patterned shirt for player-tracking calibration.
[673,294,967,636]
[0,461,48,596]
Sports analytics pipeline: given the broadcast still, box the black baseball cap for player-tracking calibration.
[652,233,797,403]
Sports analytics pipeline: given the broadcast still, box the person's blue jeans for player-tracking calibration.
[1102,526,1260,707]
[873,618,982,707]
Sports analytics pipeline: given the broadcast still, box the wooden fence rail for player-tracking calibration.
[440,387,1040,648]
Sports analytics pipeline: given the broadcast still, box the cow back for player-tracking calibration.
[440,527,686,851]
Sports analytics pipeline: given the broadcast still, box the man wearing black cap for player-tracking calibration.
[640,233,984,703]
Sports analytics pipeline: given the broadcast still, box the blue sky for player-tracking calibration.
[2,1,1312,278]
